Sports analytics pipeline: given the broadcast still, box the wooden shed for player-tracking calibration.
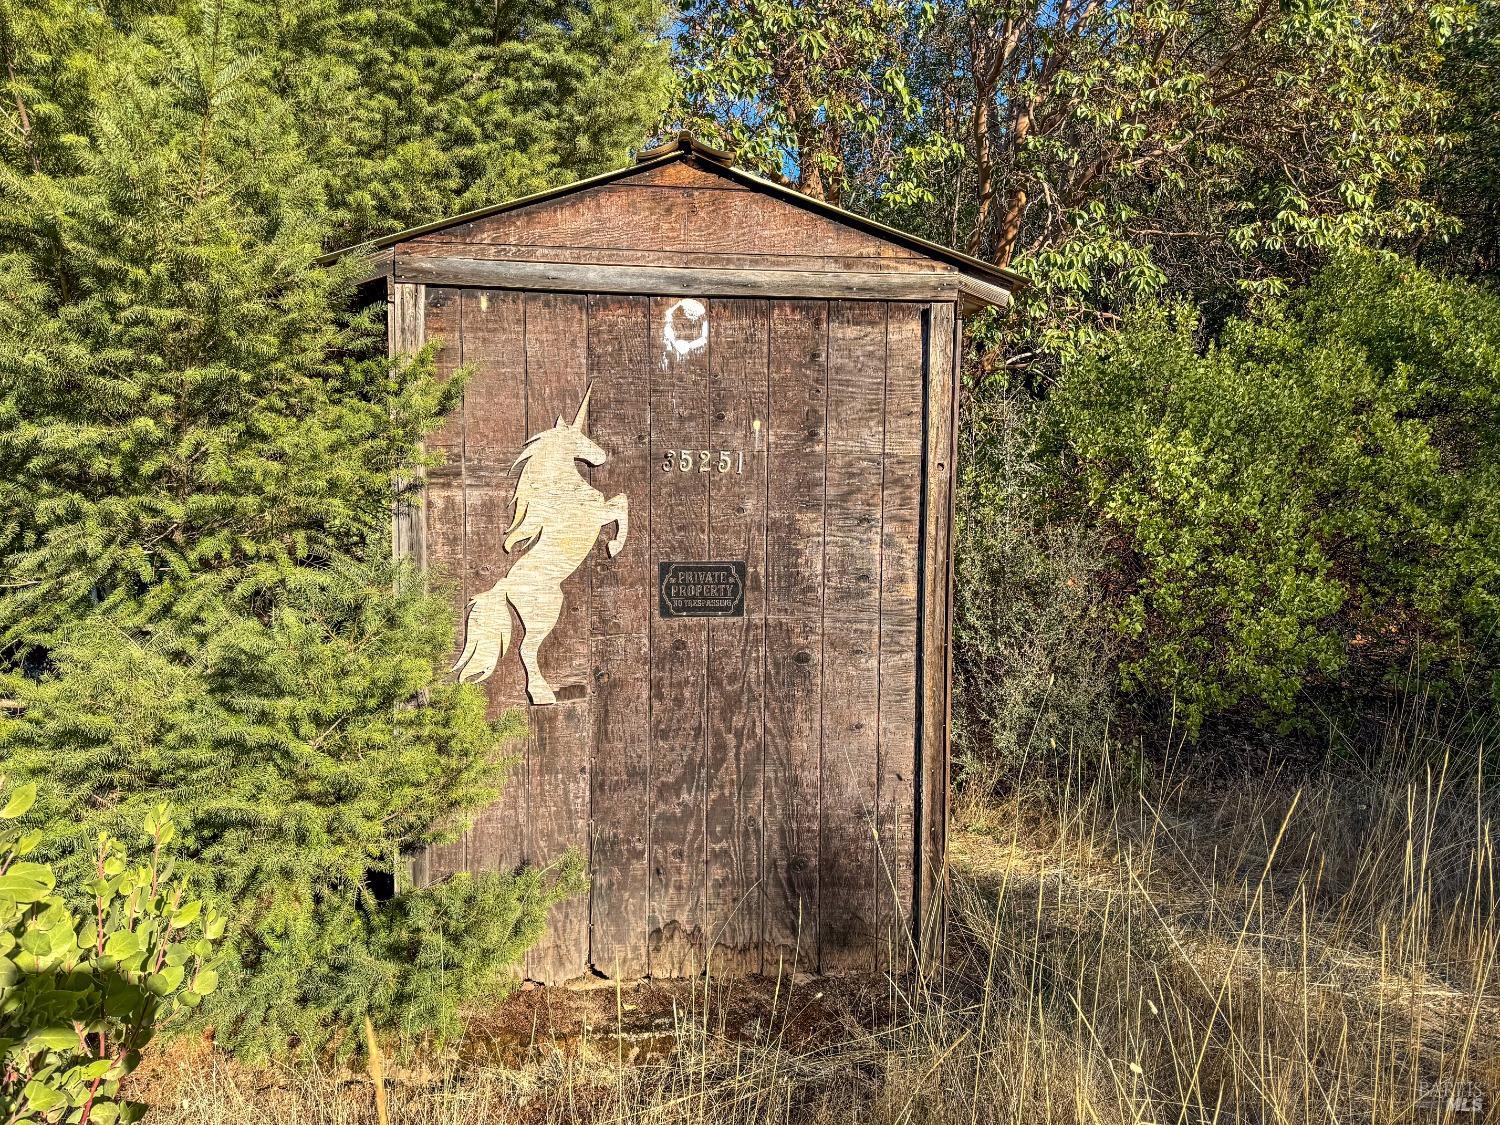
[347,133,1022,983]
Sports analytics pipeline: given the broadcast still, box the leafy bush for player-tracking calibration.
[0,788,221,1124]
[1050,255,1500,729]
[953,386,1118,793]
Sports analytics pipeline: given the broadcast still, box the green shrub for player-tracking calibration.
[311,860,585,1049]
[0,563,573,1063]
[953,385,1119,793]
[0,10,576,1061]
[1050,255,1500,730]
[0,788,221,1124]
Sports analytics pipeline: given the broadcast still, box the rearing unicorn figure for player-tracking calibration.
[452,387,628,704]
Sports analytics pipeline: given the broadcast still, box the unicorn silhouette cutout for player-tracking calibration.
[452,387,628,704]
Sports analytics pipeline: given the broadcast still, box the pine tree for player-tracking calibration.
[234,0,672,246]
[0,6,580,1060]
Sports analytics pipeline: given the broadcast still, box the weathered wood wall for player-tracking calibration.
[401,288,952,980]
[387,155,963,982]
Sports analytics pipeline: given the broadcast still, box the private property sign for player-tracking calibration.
[658,561,746,617]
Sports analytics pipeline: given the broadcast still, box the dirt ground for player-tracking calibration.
[130,967,908,1106]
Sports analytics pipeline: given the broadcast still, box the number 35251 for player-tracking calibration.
[662,449,746,474]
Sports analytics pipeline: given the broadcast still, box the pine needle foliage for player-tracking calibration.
[235,0,672,246]
[0,5,588,1061]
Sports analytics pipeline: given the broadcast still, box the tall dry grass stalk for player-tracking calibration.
[148,706,1499,1124]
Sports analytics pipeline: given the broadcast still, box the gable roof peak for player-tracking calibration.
[321,135,1026,305]
[635,131,734,166]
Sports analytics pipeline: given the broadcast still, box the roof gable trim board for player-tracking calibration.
[394,255,966,302]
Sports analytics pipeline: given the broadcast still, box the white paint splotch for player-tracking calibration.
[662,298,708,360]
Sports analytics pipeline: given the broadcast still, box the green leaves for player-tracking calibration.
[23,1079,66,1112]
[1050,255,1500,728]
[246,0,668,246]
[681,0,1472,356]
[1,782,36,819]
[144,803,177,848]
[102,930,142,961]
[672,0,926,202]
[0,864,56,905]
[29,1027,81,1050]
[0,791,222,1123]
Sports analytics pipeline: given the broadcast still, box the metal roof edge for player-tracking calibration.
[634,130,734,165]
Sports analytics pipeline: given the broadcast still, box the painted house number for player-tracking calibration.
[662,449,747,474]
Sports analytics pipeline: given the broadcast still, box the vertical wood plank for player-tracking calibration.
[818,301,887,972]
[586,294,653,979]
[460,289,532,878]
[522,292,593,982]
[704,300,769,975]
[421,285,468,884]
[875,304,924,969]
[390,282,427,890]
[916,303,956,964]
[762,300,827,974]
[938,308,961,968]
[422,286,467,631]
[648,295,711,977]
[390,282,427,583]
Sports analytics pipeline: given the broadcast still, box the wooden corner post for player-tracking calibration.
[916,301,957,970]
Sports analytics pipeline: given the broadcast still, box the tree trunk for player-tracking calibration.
[996,188,1028,268]
[993,104,1034,268]
[783,58,829,201]
[968,94,994,256]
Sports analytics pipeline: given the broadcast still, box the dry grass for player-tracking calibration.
[142,713,1500,1123]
